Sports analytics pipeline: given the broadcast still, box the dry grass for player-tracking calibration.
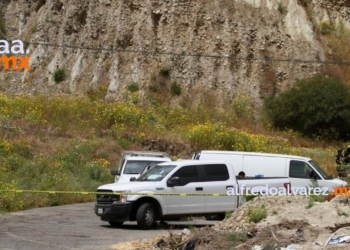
[319,23,350,85]
[103,59,112,72]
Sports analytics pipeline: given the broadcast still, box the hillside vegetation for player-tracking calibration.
[0,88,347,213]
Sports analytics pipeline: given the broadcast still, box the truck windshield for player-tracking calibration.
[308,160,332,180]
[137,165,177,181]
[123,160,165,174]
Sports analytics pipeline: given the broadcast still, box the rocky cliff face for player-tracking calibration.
[1,0,350,106]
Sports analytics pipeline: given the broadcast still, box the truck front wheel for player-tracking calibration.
[136,203,156,229]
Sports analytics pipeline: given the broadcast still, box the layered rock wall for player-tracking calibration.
[1,0,350,106]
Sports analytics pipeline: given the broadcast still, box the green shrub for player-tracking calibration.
[126,82,139,92]
[159,68,170,77]
[338,211,349,217]
[232,95,255,120]
[103,59,111,72]
[318,21,334,35]
[0,179,25,212]
[149,84,158,93]
[277,3,287,14]
[244,194,258,202]
[87,161,111,182]
[86,84,108,101]
[310,194,325,202]
[305,198,314,209]
[148,96,160,106]
[299,0,310,7]
[226,231,248,243]
[306,194,325,209]
[263,75,350,140]
[247,205,267,223]
[54,69,66,83]
[171,81,182,95]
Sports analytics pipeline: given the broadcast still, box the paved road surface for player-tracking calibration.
[0,202,217,250]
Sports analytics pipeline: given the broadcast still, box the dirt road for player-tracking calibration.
[0,202,216,250]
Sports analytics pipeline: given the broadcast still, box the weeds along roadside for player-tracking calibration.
[0,93,342,213]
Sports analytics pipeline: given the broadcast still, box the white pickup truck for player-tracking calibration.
[95,160,290,229]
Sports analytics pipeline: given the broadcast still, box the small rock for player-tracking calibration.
[182,228,191,235]
[236,216,243,222]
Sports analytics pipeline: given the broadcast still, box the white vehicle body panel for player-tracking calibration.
[192,150,347,192]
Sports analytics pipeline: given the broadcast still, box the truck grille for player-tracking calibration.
[96,190,120,204]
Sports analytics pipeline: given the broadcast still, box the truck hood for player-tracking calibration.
[331,178,348,187]
[97,181,161,192]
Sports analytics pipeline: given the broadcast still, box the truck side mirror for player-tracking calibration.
[167,176,180,187]
[309,170,319,180]
[110,169,120,176]
[130,177,136,181]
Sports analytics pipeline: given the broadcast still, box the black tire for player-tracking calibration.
[136,203,156,230]
[169,218,181,221]
[108,221,124,227]
[205,213,225,220]
[217,213,226,220]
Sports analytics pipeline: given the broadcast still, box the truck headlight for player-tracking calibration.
[121,191,131,202]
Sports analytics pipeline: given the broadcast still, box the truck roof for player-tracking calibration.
[157,159,232,166]
[195,150,312,161]
[121,150,170,158]
[124,156,171,161]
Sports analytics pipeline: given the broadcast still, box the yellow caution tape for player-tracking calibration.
[0,189,342,196]
[0,189,236,196]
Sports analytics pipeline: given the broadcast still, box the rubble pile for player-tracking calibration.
[111,195,350,250]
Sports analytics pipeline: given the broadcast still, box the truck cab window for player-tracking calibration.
[289,161,320,179]
[309,160,331,180]
[138,165,177,181]
[203,164,229,181]
[123,161,161,174]
[171,165,200,186]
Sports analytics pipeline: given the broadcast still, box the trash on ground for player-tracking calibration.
[155,239,168,248]
[181,238,198,250]
[283,244,301,249]
[329,235,350,245]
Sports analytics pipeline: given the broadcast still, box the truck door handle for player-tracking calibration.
[226,186,233,189]
[196,187,203,191]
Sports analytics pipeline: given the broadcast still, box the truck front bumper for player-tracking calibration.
[94,201,133,222]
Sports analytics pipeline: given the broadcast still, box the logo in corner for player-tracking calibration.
[0,40,31,70]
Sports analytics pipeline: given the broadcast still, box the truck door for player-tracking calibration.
[201,164,238,212]
[164,165,205,214]
[289,160,317,190]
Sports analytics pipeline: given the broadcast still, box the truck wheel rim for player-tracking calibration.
[145,208,154,224]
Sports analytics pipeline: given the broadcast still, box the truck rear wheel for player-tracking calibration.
[136,203,156,229]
